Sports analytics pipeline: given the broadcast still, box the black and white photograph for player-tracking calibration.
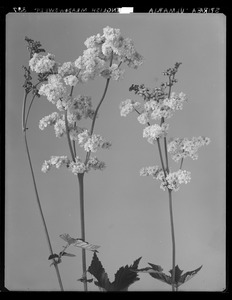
[4,9,226,291]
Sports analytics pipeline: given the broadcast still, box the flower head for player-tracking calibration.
[140,165,163,179]
[69,157,86,175]
[86,156,106,172]
[74,26,143,83]
[143,123,169,144]
[63,75,79,86]
[78,130,111,153]
[168,136,211,162]
[39,112,60,130]
[119,99,141,117]
[163,170,191,191]
[58,61,78,77]
[29,53,56,74]
[38,74,66,104]
[41,156,70,173]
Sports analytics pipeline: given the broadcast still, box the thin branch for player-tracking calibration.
[22,92,64,290]
[168,189,176,291]
[84,52,114,165]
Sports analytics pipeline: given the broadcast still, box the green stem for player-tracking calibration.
[157,138,167,177]
[84,53,113,165]
[64,86,88,291]
[165,77,177,291]
[168,189,176,291]
[77,173,87,291]
[179,157,184,170]
[25,93,36,128]
[64,110,75,162]
[163,136,169,173]
[22,92,64,291]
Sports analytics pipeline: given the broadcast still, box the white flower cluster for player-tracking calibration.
[29,53,57,74]
[39,112,60,130]
[41,156,70,173]
[101,26,143,69]
[143,123,169,144]
[33,27,143,106]
[39,74,66,104]
[78,130,111,153]
[140,166,191,192]
[140,92,187,122]
[100,64,125,81]
[58,61,78,77]
[74,26,143,83]
[68,156,106,174]
[163,92,187,111]
[39,112,67,138]
[67,95,95,122]
[140,165,164,180]
[68,157,86,174]
[168,136,211,162]
[63,75,79,86]
[162,169,191,191]
[41,155,106,175]
[119,99,141,117]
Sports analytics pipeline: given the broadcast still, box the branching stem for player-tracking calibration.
[22,91,64,291]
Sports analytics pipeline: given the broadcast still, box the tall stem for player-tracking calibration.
[77,173,87,291]
[168,189,176,291]
[64,87,88,291]
[85,53,113,165]
[22,92,64,291]
[165,77,177,291]
[157,138,167,177]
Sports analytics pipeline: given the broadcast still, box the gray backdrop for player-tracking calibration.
[5,13,225,291]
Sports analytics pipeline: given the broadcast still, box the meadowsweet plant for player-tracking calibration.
[120,63,210,291]
[22,27,143,291]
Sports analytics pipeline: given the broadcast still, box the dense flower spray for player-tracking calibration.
[31,26,143,176]
[23,28,143,291]
[120,62,210,291]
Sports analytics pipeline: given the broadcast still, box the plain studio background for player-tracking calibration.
[5,13,225,291]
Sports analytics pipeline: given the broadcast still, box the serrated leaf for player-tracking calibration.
[169,265,183,285]
[135,263,203,288]
[132,263,171,286]
[60,233,100,252]
[149,271,172,285]
[148,263,163,272]
[88,253,141,291]
[178,265,203,287]
[88,252,111,291]
[111,258,141,291]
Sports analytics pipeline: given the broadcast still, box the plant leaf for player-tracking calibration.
[88,253,141,291]
[88,252,112,291]
[59,233,77,245]
[178,265,203,287]
[148,263,163,272]
[169,265,183,285]
[60,251,76,257]
[60,233,100,252]
[132,263,171,286]
[134,263,203,288]
[48,253,59,260]
[111,257,142,291]
[72,239,100,252]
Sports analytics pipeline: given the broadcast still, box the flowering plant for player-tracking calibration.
[22,27,143,291]
[120,62,210,291]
